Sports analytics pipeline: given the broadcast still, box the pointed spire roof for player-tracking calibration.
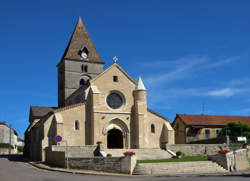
[59,17,104,65]
[136,76,146,90]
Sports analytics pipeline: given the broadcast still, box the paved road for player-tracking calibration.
[0,155,249,181]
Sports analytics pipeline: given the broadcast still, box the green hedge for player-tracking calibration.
[0,143,14,149]
[17,146,23,153]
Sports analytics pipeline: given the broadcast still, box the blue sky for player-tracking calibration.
[0,0,249,137]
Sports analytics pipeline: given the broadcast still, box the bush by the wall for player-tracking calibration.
[0,143,13,149]
[17,146,23,153]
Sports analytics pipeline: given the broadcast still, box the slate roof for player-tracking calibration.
[58,17,104,65]
[30,106,56,118]
[177,114,250,126]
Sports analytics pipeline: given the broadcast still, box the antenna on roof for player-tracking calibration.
[201,103,205,115]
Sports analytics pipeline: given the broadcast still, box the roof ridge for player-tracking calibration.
[54,103,85,113]
[179,114,250,118]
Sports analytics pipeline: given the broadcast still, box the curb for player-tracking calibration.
[27,161,250,178]
[27,161,130,177]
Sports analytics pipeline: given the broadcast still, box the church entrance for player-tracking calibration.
[107,129,123,149]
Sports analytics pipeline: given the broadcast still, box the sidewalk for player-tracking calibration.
[28,161,250,177]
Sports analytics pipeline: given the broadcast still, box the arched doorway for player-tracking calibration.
[107,129,123,148]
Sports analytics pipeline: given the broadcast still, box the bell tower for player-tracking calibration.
[57,17,104,107]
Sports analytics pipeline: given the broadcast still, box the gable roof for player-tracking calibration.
[148,108,170,122]
[177,114,250,126]
[58,17,103,65]
[30,106,56,118]
[90,63,137,85]
[0,122,18,135]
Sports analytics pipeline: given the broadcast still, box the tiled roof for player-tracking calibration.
[177,114,250,126]
[58,17,103,65]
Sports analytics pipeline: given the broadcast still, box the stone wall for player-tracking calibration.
[68,155,136,174]
[50,145,101,157]
[209,149,249,171]
[167,144,229,156]
[45,146,136,174]
[188,136,229,144]
[247,146,250,158]
[0,148,15,154]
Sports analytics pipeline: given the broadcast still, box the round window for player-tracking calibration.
[106,92,124,109]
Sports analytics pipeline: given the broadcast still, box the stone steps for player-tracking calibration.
[133,161,228,175]
[104,148,172,160]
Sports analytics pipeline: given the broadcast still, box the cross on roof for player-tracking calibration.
[113,56,118,63]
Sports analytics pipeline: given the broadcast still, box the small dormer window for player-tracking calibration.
[80,47,89,60]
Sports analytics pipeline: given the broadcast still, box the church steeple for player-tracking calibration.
[57,17,104,107]
[59,17,104,64]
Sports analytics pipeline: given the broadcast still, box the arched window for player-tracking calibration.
[75,120,79,130]
[151,124,155,133]
[84,65,88,72]
[79,79,85,88]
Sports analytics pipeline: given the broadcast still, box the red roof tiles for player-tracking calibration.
[177,114,250,126]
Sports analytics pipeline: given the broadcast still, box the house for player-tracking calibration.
[24,17,175,161]
[172,114,250,144]
[0,122,19,153]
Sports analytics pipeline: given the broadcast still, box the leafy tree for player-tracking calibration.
[221,122,250,142]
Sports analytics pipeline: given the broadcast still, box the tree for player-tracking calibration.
[222,122,250,142]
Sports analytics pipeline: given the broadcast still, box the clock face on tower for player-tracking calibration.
[106,92,124,109]
[81,52,88,59]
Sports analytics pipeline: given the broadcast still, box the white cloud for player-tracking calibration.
[153,87,248,98]
[205,88,244,97]
[232,108,250,115]
[141,56,238,88]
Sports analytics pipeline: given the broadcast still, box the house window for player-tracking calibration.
[151,124,155,133]
[113,76,118,82]
[205,129,210,139]
[75,120,79,130]
[215,129,221,137]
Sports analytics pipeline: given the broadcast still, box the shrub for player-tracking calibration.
[17,146,23,153]
[123,151,135,156]
[106,153,112,157]
[0,143,13,149]
[176,151,182,156]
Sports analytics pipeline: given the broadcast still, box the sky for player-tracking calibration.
[0,0,249,137]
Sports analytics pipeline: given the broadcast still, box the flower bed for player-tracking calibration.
[218,149,230,154]
[123,151,135,156]
[96,141,102,144]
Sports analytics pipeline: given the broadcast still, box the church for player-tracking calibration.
[24,18,175,161]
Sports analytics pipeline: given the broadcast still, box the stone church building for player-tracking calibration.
[24,18,175,161]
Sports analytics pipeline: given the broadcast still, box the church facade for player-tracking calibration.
[24,18,175,161]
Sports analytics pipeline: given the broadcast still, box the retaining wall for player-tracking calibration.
[68,156,136,174]
[208,149,249,171]
[167,144,229,156]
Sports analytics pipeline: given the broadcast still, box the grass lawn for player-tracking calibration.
[137,156,208,164]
